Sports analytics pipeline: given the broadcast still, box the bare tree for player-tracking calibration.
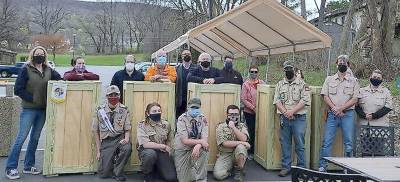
[32,33,70,61]
[0,0,19,48]
[32,0,68,34]
[300,0,306,19]
[338,0,358,55]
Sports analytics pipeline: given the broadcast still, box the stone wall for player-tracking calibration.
[0,96,21,156]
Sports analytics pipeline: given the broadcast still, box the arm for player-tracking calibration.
[371,107,392,119]
[144,67,156,81]
[232,126,247,142]
[241,84,255,111]
[187,70,204,83]
[165,66,177,83]
[289,101,305,114]
[111,72,119,86]
[273,83,287,113]
[213,69,224,84]
[14,67,33,102]
[95,131,101,153]
[83,71,100,80]
[63,71,84,81]
[355,104,367,119]
[51,69,62,80]
[222,141,246,148]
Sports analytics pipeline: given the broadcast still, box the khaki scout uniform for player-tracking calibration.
[320,73,360,109]
[92,103,132,178]
[273,78,310,114]
[137,119,177,181]
[358,86,393,126]
[174,112,209,182]
[213,122,249,180]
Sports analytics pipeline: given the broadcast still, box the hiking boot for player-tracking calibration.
[5,169,20,180]
[23,167,41,175]
[233,168,244,182]
[278,168,290,177]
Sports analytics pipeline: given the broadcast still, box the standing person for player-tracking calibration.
[92,85,132,181]
[145,51,177,83]
[63,57,99,81]
[220,55,243,85]
[273,61,310,177]
[5,46,61,180]
[241,65,265,157]
[214,105,250,182]
[356,70,393,127]
[111,54,145,103]
[318,57,360,172]
[187,52,224,84]
[176,50,197,118]
[137,102,177,182]
[174,98,209,182]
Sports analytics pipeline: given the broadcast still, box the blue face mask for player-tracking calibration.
[189,108,201,118]
[158,56,167,65]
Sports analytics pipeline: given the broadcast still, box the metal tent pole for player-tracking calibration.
[265,50,271,83]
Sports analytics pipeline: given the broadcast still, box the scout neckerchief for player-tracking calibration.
[98,107,117,134]
[184,113,202,139]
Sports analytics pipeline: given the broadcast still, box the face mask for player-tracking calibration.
[125,63,135,71]
[183,55,191,62]
[250,73,258,79]
[75,65,86,73]
[189,108,201,118]
[338,65,347,73]
[149,113,161,122]
[285,70,295,80]
[370,78,382,87]
[224,61,233,70]
[200,61,211,69]
[107,96,119,106]
[158,56,167,65]
[32,55,45,64]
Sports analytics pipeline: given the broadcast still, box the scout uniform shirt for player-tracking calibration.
[174,112,208,151]
[273,78,311,114]
[358,86,393,126]
[216,122,249,153]
[321,73,360,110]
[137,119,173,149]
[92,103,132,139]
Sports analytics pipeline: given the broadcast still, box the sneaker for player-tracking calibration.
[113,175,127,181]
[318,167,327,172]
[278,168,290,177]
[23,167,41,175]
[233,168,244,182]
[248,154,254,161]
[6,169,20,180]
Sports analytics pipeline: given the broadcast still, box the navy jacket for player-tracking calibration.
[187,67,224,84]
[111,69,145,102]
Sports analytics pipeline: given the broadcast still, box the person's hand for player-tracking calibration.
[332,106,343,116]
[151,75,161,81]
[119,138,129,145]
[201,140,209,151]
[203,79,212,84]
[337,112,345,117]
[96,150,101,161]
[241,142,251,149]
[285,110,295,120]
[165,145,172,155]
[162,71,168,76]
[228,121,236,129]
[366,113,373,120]
[192,144,202,159]
[208,78,215,84]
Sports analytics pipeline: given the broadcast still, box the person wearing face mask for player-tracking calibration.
[174,98,209,182]
[214,105,250,182]
[63,57,99,81]
[175,50,198,119]
[273,61,310,177]
[355,70,393,127]
[136,102,177,182]
[92,85,132,181]
[111,54,145,103]
[240,65,265,157]
[318,56,360,172]
[5,46,61,180]
[220,55,243,85]
[187,52,224,84]
[145,51,177,83]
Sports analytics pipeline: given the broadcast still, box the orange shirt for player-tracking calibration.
[144,65,177,83]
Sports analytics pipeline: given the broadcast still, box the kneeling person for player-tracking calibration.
[92,85,132,181]
[214,105,250,182]
[137,102,177,182]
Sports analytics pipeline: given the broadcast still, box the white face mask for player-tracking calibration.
[125,63,135,71]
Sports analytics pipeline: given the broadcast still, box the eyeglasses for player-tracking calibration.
[250,71,258,74]
[190,106,200,109]
[227,113,239,116]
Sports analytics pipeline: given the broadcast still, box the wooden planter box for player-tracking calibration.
[123,81,176,171]
[254,85,311,170]
[43,81,102,176]
[187,83,241,170]
[310,86,344,170]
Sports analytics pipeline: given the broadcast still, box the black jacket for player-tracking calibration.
[176,63,197,108]
[111,69,145,102]
[187,67,224,84]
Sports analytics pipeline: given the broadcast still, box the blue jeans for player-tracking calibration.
[279,114,306,170]
[6,108,46,170]
[319,110,355,169]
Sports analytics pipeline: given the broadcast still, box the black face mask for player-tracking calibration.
[32,55,45,64]
[370,78,382,86]
[183,55,191,62]
[338,65,347,73]
[201,61,211,68]
[148,113,161,122]
[285,70,295,80]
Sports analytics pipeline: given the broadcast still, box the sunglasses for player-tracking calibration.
[227,113,240,116]
[190,106,200,109]
[250,71,258,73]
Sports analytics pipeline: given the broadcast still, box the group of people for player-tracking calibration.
[4,45,393,182]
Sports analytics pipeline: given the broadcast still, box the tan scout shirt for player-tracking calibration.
[358,86,393,126]
[321,73,360,110]
[273,78,310,114]
[174,113,208,151]
[92,103,132,140]
[216,122,249,153]
[137,119,173,149]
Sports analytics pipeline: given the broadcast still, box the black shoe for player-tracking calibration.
[113,175,127,181]
[144,174,154,182]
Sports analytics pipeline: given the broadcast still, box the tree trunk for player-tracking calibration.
[338,0,357,55]
[317,0,327,28]
[300,0,306,19]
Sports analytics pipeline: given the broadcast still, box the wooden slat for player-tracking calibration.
[79,91,93,166]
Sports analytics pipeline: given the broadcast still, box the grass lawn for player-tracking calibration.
[16,54,149,66]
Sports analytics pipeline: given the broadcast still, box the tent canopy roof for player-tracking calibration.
[152,0,332,59]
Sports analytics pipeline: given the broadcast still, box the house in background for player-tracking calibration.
[0,49,17,65]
